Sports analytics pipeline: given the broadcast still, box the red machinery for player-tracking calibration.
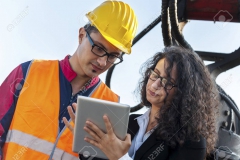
[186,0,239,22]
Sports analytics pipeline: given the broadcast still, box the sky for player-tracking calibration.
[0,0,240,114]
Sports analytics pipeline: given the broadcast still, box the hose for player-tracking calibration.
[169,0,193,50]
[161,0,172,47]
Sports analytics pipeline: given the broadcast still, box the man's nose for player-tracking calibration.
[97,56,108,67]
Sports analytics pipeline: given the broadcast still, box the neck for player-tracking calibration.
[69,53,91,94]
[149,106,160,125]
[71,76,91,95]
[69,52,83,76]
[145,106,159,133]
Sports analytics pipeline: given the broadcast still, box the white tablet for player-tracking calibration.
[72,96,130,159]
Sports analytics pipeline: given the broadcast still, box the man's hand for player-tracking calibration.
[62,103,77,133]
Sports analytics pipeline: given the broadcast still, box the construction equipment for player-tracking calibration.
[105,0,240,159]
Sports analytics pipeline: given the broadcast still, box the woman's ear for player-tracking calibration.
[78,27,85,44]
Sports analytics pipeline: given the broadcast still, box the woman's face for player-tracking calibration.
[146,58,177,108]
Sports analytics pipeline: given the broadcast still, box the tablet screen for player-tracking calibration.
[72,96,130,159]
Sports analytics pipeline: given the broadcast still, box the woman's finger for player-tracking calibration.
[86,121,105,139]
[103,115,114,135]
[63,117,74,132]
[84,126,102,142]
[84,137,102,149]
[67,105,75,123]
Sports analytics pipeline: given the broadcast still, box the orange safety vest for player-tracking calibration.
[2,60,119,160]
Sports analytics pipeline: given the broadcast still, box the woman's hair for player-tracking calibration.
[138,46,219,155]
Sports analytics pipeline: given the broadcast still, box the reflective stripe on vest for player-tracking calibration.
[5,130,78,160]
[3,60,119,160]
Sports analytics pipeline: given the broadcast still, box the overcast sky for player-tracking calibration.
[1,0,240,113]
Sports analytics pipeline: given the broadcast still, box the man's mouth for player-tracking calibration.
[91,63,103,71]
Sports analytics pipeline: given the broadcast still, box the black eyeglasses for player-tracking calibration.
[86,31,123,65]
[148,69,177,90]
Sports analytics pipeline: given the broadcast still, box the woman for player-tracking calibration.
[64,46,219,160]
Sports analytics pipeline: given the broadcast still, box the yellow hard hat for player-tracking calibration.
[86,0,138,54]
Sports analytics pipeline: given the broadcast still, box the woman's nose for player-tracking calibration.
[151,78,163,90]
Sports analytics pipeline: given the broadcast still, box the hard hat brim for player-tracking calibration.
[99,31,131,54]
[87,20,131,54]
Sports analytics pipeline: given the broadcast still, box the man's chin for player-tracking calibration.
[88,70,101,78]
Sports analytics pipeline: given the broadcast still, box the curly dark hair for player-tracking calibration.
[138,46,219,156]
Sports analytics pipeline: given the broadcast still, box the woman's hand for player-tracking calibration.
[62,103,77,133]
[84,115,131,160]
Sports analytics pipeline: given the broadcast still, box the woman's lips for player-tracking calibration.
[149,89,157,96]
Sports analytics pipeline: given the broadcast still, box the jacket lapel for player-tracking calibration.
[127,114,140,141]
[128,115,166,160]
[134,129,164,160]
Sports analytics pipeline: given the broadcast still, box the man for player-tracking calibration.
[0,1,138,159]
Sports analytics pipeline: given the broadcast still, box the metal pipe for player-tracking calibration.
[219,92,240,121]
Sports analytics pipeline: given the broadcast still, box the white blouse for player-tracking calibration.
[119,109,156,160]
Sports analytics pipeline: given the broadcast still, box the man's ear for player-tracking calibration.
[78,27,85,44]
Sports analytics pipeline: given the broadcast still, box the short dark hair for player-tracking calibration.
[83,22,124,59]
[84,23,99,34]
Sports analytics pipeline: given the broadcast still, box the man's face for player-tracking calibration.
[76,28,122,78]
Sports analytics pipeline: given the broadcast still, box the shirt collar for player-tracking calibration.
[135,108,151,123]
[135,109,159,134]
[60,55,77,82]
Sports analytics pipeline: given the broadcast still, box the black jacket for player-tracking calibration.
[127,114,206,160]
[80,114,206,160]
